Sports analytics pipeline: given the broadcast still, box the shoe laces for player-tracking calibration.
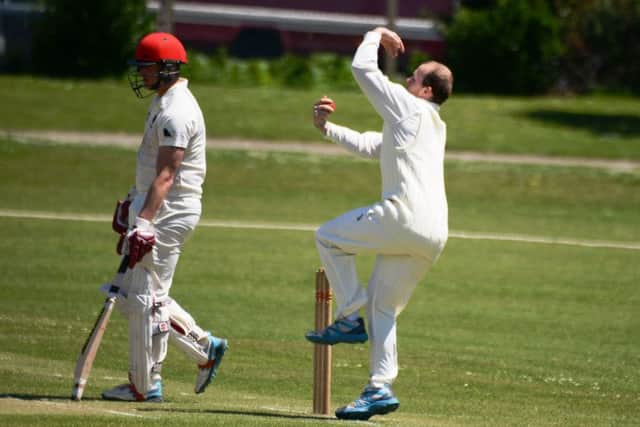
[331,318,361,333]
[349,385,392,407]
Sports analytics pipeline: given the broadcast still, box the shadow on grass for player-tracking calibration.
[520,110,640,137]
[138,406,336,422]
[1,394,338,422]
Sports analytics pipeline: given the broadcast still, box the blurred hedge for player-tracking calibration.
[553,0,640,93]
[187,49,358,90]
[449,0,640,94]
[32,0,152,77]
[446,0,564,94]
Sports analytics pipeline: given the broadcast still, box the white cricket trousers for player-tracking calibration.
[117,195,210,392]
[316,200,439,387]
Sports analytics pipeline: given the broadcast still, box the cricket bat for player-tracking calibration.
[71,255,129,401]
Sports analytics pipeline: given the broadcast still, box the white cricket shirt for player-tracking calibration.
[325,31,448,243]
[136,78,206,200]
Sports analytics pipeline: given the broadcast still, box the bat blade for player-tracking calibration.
[71,255,129,401]
[71,296,116,401]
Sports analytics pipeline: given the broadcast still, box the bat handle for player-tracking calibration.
[109,255,131,294]
[118,255,130,273]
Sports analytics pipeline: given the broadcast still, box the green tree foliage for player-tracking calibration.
[553,0,640,93]
[446,0,564,94]
[33,0,152,77]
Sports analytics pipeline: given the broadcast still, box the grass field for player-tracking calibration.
[0,134,638,426]
[1,75,640,159]
[2,139,639,242]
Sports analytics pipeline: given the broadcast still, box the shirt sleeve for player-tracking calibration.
[157,113,190,149]
[351,31,420,125]
[325,122,382,159]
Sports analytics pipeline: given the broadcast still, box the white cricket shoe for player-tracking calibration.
[102,380,162,402]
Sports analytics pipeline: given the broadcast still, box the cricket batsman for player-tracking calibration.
[102,32,227,402]
[306,27,453,420]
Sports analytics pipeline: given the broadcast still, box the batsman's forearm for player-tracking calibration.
[138,173,173,221]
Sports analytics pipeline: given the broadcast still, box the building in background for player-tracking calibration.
[0,0,457,72]
[0,0,42,71]
[147,0,456,61]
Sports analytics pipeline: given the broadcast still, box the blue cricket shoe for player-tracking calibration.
[305,317,368,345]
[335,384,400,420]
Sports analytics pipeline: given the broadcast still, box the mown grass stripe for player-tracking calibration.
[4,130,639,172]
[1,208,638,251]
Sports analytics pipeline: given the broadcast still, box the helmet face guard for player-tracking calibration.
[128,60,181,98]
[128,33,187,98]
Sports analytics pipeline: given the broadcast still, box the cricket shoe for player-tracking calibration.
[305,317,368,345]
[195,334,228,394]
[335,384,400,420]
[102,380,162,402]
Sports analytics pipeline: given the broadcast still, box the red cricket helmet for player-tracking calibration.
[128,32,187,98]
[132,32,188,66]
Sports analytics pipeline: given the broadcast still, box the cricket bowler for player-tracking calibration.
[103,32,227,402]
[306,27,453,420]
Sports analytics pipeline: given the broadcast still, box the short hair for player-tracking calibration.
[421,62,453,105]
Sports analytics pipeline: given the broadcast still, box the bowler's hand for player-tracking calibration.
[373,27,405,57]
[313,96,336,135]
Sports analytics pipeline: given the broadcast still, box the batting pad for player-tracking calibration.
[167,299,210,365]
[151,303,170,379]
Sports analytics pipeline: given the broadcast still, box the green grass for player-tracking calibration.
[0,138,639,425]
[1,138,639,242]
[1,75,640,159]
[0,221,638,426]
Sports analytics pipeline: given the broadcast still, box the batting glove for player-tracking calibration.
[112,188,136,234]
[126,217,155,268]
[116,233,126,255]
[112,199,131,234]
